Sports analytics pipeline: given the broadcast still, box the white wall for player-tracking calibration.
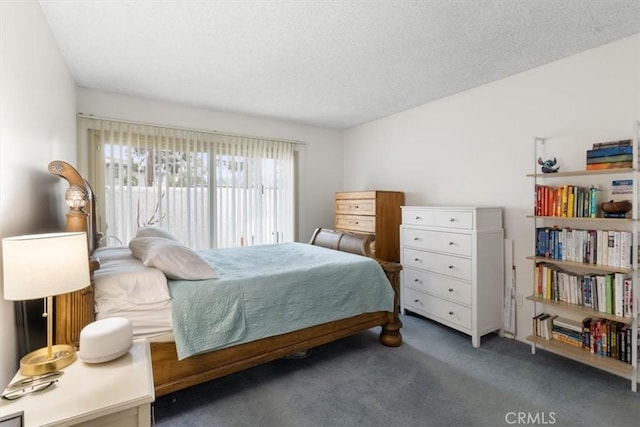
[76,89,344,242]
[344,34,640,343]
[0,0,77,388]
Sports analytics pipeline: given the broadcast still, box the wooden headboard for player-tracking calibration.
[308,227,373,257]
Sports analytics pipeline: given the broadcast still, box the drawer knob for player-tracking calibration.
[414,258,421,262]
[414,237,420,241]
[414,299,421,303]
[448,311,454,315]
[448,288,454,292]
[448,265,454,269]
[415,216,422,220]
[414,278,422,283]
[448,241,454,245]
[449,218,455,222]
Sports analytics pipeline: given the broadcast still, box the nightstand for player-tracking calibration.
[0,339,154,427]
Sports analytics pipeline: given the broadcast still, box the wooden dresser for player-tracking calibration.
[334,191,404,261]
[400,206,504,347]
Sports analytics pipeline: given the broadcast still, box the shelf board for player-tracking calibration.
[526,256,634,273]
[526,335,633,378]
[526,295,634,324]
[526,215,634,222]
[526,168,636,178]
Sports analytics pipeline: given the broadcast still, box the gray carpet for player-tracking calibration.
[153,314,640,427]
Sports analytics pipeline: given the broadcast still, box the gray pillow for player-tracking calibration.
[128,237,218,280]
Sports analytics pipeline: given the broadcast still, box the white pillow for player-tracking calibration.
[93,246,134,262]
[129,237,219,280]
[93,254,171,313]
[135,227,178,241]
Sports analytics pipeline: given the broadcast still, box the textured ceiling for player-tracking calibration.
[38,0,640,130]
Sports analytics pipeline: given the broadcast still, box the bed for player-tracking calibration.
[48,160,402,397]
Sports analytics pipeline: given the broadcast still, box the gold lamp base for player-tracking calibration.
[19,344,77,377]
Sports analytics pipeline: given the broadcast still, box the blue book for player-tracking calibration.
[586,145,632,158]
[586,154,632,164]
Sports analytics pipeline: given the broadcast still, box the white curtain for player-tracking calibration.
[78,117,295,249]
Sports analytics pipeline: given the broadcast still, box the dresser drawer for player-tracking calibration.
[402,227,471,256]
[402,209,473,230]
[403,287,471,330]
[403,268,471,305]
[335,214,375,233]
[403,248,472,281]
[335,198,376,215]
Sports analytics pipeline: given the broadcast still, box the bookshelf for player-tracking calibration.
[527,121,640,392]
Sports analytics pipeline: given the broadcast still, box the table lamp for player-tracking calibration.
[2,232,90,376]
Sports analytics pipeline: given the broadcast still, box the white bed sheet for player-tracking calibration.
[97,300,173,339]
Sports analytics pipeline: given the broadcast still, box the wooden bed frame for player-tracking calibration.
[48,160,402,397]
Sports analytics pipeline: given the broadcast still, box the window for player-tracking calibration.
[79,118,295,249]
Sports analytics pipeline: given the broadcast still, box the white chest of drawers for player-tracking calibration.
[400,206,504,347]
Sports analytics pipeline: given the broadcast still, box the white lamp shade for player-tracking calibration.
[2,232,90,300]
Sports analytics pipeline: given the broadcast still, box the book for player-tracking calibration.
[586,161,633,170]
[592,139,632,149]
[602,320,609,356]
[618,325,628,363]
[553,316,583,333]
[582,318,592,349]
[612,179,633,195]
[589,186,600,217]
[596,275,606,312]
[586,146,632,158]
[612,230,621,268]
[602,212,628,218]
[552,331,583,347]
[620,231,631,269]
[605,274,613,314]
[610,321,618,359]
[540,314,556,339]
[623,278,632,317]
[586,154,633,164]
[614,273,624,317]
[533,313,549,337]
[625,326,632,363]
[590,320,600,353]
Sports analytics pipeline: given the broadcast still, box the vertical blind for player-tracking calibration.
[78,117,295,249]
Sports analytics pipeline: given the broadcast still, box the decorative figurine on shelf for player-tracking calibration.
[537,157,559,173]
[601,200,632,214]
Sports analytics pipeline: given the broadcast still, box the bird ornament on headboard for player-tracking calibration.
[537,157,559,173]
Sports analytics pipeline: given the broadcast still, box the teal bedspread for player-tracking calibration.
[168,242,394,360]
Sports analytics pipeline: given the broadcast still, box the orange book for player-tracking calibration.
[561,185,569,217]
[586,161,633,170]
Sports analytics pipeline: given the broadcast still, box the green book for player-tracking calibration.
[605,274,613,314]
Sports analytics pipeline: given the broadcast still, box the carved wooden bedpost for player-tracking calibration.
[48,161,99,348]
[379,261,403,347]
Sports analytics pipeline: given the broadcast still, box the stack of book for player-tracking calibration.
[534,263,634,317]
[586,139,633,171]
[532,313,634,364]
[534,227,632,269]
[534,184,599,217]
[551,316,583,348]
